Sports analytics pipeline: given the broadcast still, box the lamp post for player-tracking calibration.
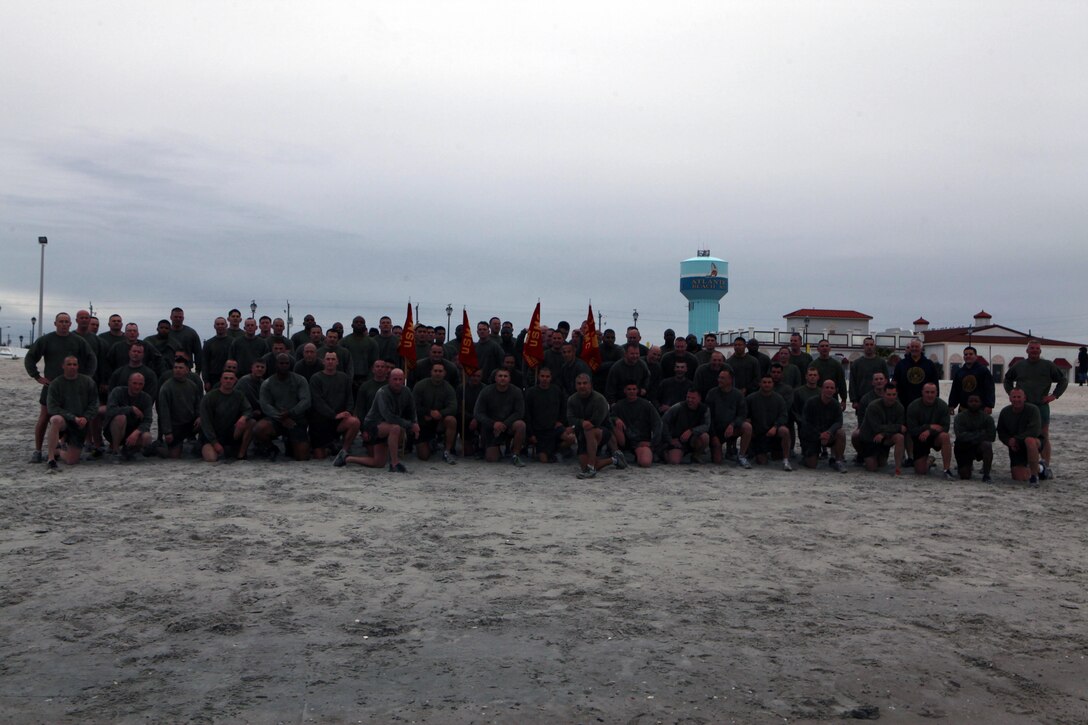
[803,316,810,354]
[31,316,37,342]
[284,300,293,336]
[37,236,47,341]
[632,308,638,328]
[967,326,973,346]
[445,304,452,334]
[249,300,257,319]
[19,335,24,349]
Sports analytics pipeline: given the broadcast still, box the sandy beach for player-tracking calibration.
[1,360,1086,723]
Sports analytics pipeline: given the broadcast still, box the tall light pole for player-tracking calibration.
[803,316,810,354]
[249,300,257,319]
[284,300,293,336]
[37,236,47,341]
[445,304,452,334]
[31,316,37,342]
[632,308,638,328]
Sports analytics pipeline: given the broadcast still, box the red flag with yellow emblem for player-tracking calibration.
[397,302,416,370]
[580,304,602,372]
[458,308,478,375]
[523,302,544,369]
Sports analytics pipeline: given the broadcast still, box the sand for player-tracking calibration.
[1,360,1086,723]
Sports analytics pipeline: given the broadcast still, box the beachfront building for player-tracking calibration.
[917,310,1083,383]
[680,250,728,337]
[721,308,1083,382]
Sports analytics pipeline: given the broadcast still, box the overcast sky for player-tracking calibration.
[2,1,1085,345]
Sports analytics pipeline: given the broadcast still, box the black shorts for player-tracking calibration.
[271,419,309,444]
[531,427,561,455]
[58,418,88,448]
[362,422,389,446]
[575,423,611,454]
[954,441,989,468]
[163,420,199,447]
[419,417,451,442]
[481,427,512,450]
[1005,436,1043,468]
[911,434,943,456]
[39,385,49,406]
[309,416,340,448]
[860,439,895,461]
[748,430,780,458]
[104,418,142,444]
[800,435,823,459]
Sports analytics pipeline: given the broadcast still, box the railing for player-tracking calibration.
[718,329,919,350]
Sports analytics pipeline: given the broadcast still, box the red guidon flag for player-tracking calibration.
[522,302,545,369]
[397,302,416,370]
[458,308,478,376]
[581,303,602,372]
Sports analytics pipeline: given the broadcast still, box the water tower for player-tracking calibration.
[680,250,728,336]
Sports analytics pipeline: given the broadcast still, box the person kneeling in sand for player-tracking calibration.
[953,393,995,483]
[997,388,1043,487]
[343,368,419,473]
[800,379,847,472]
[611,382,661,468]
[857,382,906,474]
[568,373,622,477]
[104,372,154,461]
[43,355,98,470]
[199,371,254,462]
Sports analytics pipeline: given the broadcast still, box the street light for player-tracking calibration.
[31,316,37,342]
[249,300,257,319]
[37,236,47,341]
[632,308,639,327]
[19,335,24,348]
[803,316,810,353]
[445,303,453,334]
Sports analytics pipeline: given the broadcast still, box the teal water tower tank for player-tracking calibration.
[680,250,728,337]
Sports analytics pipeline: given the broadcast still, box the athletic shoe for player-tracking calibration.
[689,452,703,464]
[834,460,848,473]
[442,450,457,465]
[47,458,59,471]
[30,450,43,464]
[1028,474,1039,488]
[737,455,752,469]
[512,455,526,468]
[392,462,408,474]
[819,447,828,459]
[90,447,104,460]
[782,460,793,472]
[902,456,914,467]
[612,451,628,470]
[577,465,597,480]
[333,449,347,467]
[943,469,956,480]
[894,468,902,477]
[266,446,279,462]
[982,473,993,484]
[108,451,122,464]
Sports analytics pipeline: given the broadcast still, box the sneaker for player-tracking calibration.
[943,468,956,480]
[392,462,408,474]
[902,456,914,468]
[30,450,43,464]
[442,450,457,465]
[90,447,104,460]
[47,458,59,471]
[1039,463,1052,481]
[819,447,828,460]
[577,465,597,480]
[834,460,848,473]
[333,449,347,467]
[894,467,902,477]
[690,451,703,464]
[737,455,752,469]
[512,454,526,468]
[108,451,122,464]
[1028,474,1039,488]
[982,473,993,484]
[266,446,279,462]
[612,451,628,470]
[783,460,793,472]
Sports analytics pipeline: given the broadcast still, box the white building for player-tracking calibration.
[918,310,1084,382]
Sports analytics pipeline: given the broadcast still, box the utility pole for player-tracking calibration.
[284,300,293,336]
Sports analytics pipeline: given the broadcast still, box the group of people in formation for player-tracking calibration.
[24,305,1067,485]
